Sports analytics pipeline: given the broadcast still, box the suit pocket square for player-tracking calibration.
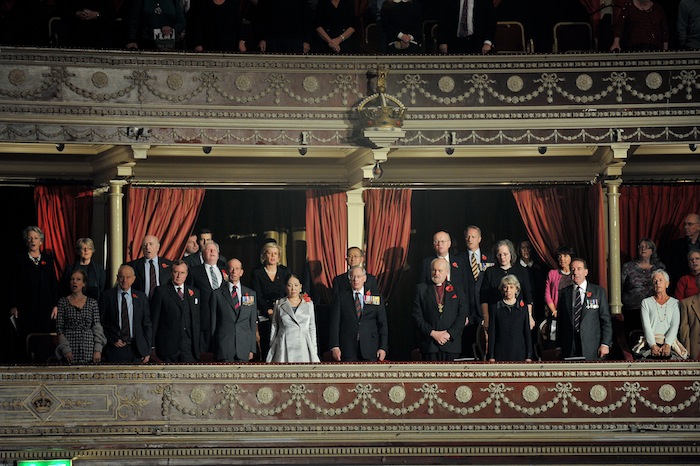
[194,298,198,305]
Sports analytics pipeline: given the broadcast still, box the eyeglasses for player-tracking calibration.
[638,245,653,250]
[684,222,700,226]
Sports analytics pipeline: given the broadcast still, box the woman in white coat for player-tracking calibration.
[266,275,320,363]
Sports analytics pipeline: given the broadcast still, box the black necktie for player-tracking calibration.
[120,291,130,341]
[574,286,583,332]
[148,259,156,298]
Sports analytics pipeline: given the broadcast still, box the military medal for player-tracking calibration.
[154,3,162,14]
[438,303,444,313]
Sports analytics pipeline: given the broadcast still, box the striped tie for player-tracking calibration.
[209,265,219,289]
[470,253,479,281]
[232,287,240,311]
[574,286,583,332]
[355,292,362,320]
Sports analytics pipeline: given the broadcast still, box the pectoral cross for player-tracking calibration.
[438,303,444,313]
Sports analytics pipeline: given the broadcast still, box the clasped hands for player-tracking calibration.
[651,343,671,357]
[430,329,450,345]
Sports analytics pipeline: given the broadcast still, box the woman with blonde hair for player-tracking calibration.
[251,241,291,359]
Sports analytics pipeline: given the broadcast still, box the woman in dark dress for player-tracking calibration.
[9,226,58,361]
[250,242,291,360]
[62,237,106,303]
[60,0,114,48]
[480,239,533,331]
[487,274,533,362]
[55,269,106,364]
[313,0,358,54]
[191,0,246,52]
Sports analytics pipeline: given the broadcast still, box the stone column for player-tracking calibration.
[108,180,127,287]
[605,177,623,316]
[346,188,365,251]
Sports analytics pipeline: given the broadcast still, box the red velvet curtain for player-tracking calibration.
[306,189,348,306]
[513,184,607,287]
[34,185,93,279]
[619,185,700,263]
[364,188,412,300]
[126,187,205,262]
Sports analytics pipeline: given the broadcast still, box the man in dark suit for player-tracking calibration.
[412,258,469,361]
[666,213,700,292]
[437,0,496,54]
[150,260,201,363]
[332,247,379,295]
[214,258,257,362]
[420,230,476,357]
[420,231,469,290]
[187,241,224,353]
[329,266,388,362]
[181,234,199,259]
[556,258,612,361]
[100,264,152,363]
[128,234,173,299]
[463,225,493,312]
[184,228,227,269]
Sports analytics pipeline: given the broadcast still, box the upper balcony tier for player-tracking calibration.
[0,47,698,187]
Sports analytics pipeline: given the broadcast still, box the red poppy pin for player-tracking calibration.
[132,293,138,298]
[302,293,311,303]
[161,263,168,268]
[445,285,454,292]
[520,300,525,307]
[188,289,194,297]
[481,254,487,261]
[452,261,458,268]
[41,261,46,266]
[366,290,371,295]
[586,292,592,298]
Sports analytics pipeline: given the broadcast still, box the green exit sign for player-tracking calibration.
[17,461,72,466]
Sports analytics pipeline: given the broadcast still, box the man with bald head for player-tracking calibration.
[128,234,173,299]
[100,264,152,363]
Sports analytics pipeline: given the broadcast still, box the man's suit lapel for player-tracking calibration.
[220,286,238,318]
[424,285,439,313]
[691,296,700,321]
[563,285,575,324]
[166,285,184,311]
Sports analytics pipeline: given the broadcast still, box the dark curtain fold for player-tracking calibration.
[126,187,206,262]
[34,185,93,279]
[305,189,347,306]
[619,184,700,263]
[513,184,606,286]
[364,188,412,301]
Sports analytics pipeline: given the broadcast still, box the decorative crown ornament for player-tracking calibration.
[357,67,407,130]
